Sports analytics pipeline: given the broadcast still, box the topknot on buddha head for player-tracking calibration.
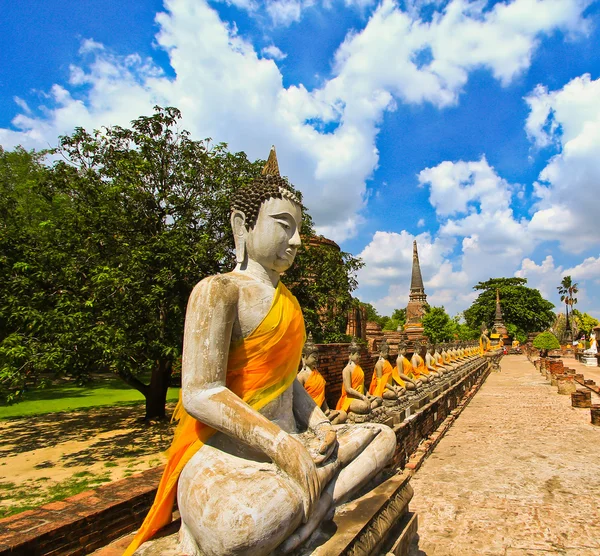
[230,146,302,230]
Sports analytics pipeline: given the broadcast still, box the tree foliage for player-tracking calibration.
[383,308,406,331]
[573,309,599,338]
[0,107,362,415]
[422,306,456,343]
[532,331,560,356]
[463,277,555,340]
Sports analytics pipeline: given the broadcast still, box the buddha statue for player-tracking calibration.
[394,341,423,390]
[425,343,443,377]
[440,343,458,371]
[298,333,346,425]
[337,339,383,415]
[125,148,396,556]
[411,340,434,382]
[433,344,447,372]
[369,339,404,401]
[480,323,491,354]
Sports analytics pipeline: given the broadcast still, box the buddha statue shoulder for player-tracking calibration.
[125,148,396,556]
[298,333,346,425]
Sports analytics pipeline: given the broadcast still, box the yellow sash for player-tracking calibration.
[124,281,305,555]
[393,357,412,385]
[304,369,326,408]
[414,354,428,377]
[336,364,364,411]
[369,360,394,397]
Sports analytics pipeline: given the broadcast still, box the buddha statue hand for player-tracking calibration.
[274,433,321,523]
[314,421,338,463]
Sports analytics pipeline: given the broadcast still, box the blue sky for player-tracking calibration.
[2,0,600,320]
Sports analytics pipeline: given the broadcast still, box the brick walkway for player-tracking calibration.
[409,354,600,556]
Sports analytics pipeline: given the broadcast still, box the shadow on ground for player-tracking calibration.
[1,404,176,467]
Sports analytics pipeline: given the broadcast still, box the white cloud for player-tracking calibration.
[261,44,287,60]
[525,73,600,252]
[417,218,425,227]
[0,0,593,242]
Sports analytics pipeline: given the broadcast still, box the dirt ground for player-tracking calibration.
[0,404,176,517]
[409,354,600,556]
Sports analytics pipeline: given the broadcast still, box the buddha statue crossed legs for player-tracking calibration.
[125,148,396,556]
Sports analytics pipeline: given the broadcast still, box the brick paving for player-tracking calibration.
[409,354,600,556]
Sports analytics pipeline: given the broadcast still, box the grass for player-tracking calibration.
[0,377,180,420]
[0,472,113,519]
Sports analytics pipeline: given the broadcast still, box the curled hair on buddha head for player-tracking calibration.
[230,146,302,231]
[378,338,389,355]
[398,340,407,352]
[302,332,318,357]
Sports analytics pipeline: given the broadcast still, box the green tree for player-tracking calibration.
[463,277,554,338]
[422,306,456,343]
[532,331,560,357]
[452,314,479,340]
[383,308,406,331]
[0,107,363,414]
[573,309,599,338]
[557,275,578,339]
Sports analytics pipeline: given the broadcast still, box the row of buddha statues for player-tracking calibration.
[298,334,484,424]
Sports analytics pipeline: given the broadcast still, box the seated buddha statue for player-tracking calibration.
[337,339,383,415]
[480,323,492,354]
[440,344,459,371]
[298,333,346,425]
[369,339,404,401]
[411,340,437,382]
[425,343,444,377]
[125,148,396,556]
[433,344,448,372]
[394,341,423,390]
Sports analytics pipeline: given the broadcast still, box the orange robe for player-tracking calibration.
[412,354,428,378]
[369,360,394,397]
[124,281,305,556]
[392,357,410,387]
[336,364,365,411]
[303,369,326,408]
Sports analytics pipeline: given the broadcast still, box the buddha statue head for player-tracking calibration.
[230,146,302,277]
[302,332,319,370]
[398,340,407,357]
[378,338,389,359]
[413,340,422,357]
[428,343,435,355]
[348,337,361,363]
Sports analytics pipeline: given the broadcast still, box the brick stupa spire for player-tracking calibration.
[404,241,429,342]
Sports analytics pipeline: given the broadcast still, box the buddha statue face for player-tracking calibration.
[398,344,407,356]
[429,344,435,354]
[304,351,319,369]
[233,196,302,274]
[379,341,389,358]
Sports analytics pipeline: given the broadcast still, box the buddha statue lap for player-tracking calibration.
[298,333,346,425]
[125,148,396,556]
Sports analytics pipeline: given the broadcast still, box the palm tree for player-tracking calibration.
[557,276,578,342]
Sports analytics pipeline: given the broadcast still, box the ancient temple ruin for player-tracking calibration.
[404,240,429,341]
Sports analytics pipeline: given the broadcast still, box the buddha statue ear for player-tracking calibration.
[231,210,248,265]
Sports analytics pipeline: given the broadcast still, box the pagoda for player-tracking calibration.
[492,289,508,345]
[404,241,429,341]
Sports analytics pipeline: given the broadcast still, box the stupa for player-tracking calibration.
[492,289,508,346]
[404,241,428,342]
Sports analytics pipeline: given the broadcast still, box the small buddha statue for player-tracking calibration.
[394,341,423,390]
[480,323,491,354]
[368,339,404,401]
[125,148,396,556]
[440,343,458,371]
[433,344,447,372]
[411,340,434,383]
[425,343,443,377]
[337,339,383,415]
[298,333,346,425]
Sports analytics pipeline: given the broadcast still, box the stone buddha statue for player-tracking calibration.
[440,343,458,370]
[298,333,346,425]
[337,338,383,417]
[425,343,443,377]
[433,344,447,371]
[394,341,422,390]
[480,323,491,354]
[125,148,396,556]
[369,339,404,401]
[411,340,435,382]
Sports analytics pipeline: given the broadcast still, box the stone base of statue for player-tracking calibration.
[134,471,417,556]
[581,353,599,367]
